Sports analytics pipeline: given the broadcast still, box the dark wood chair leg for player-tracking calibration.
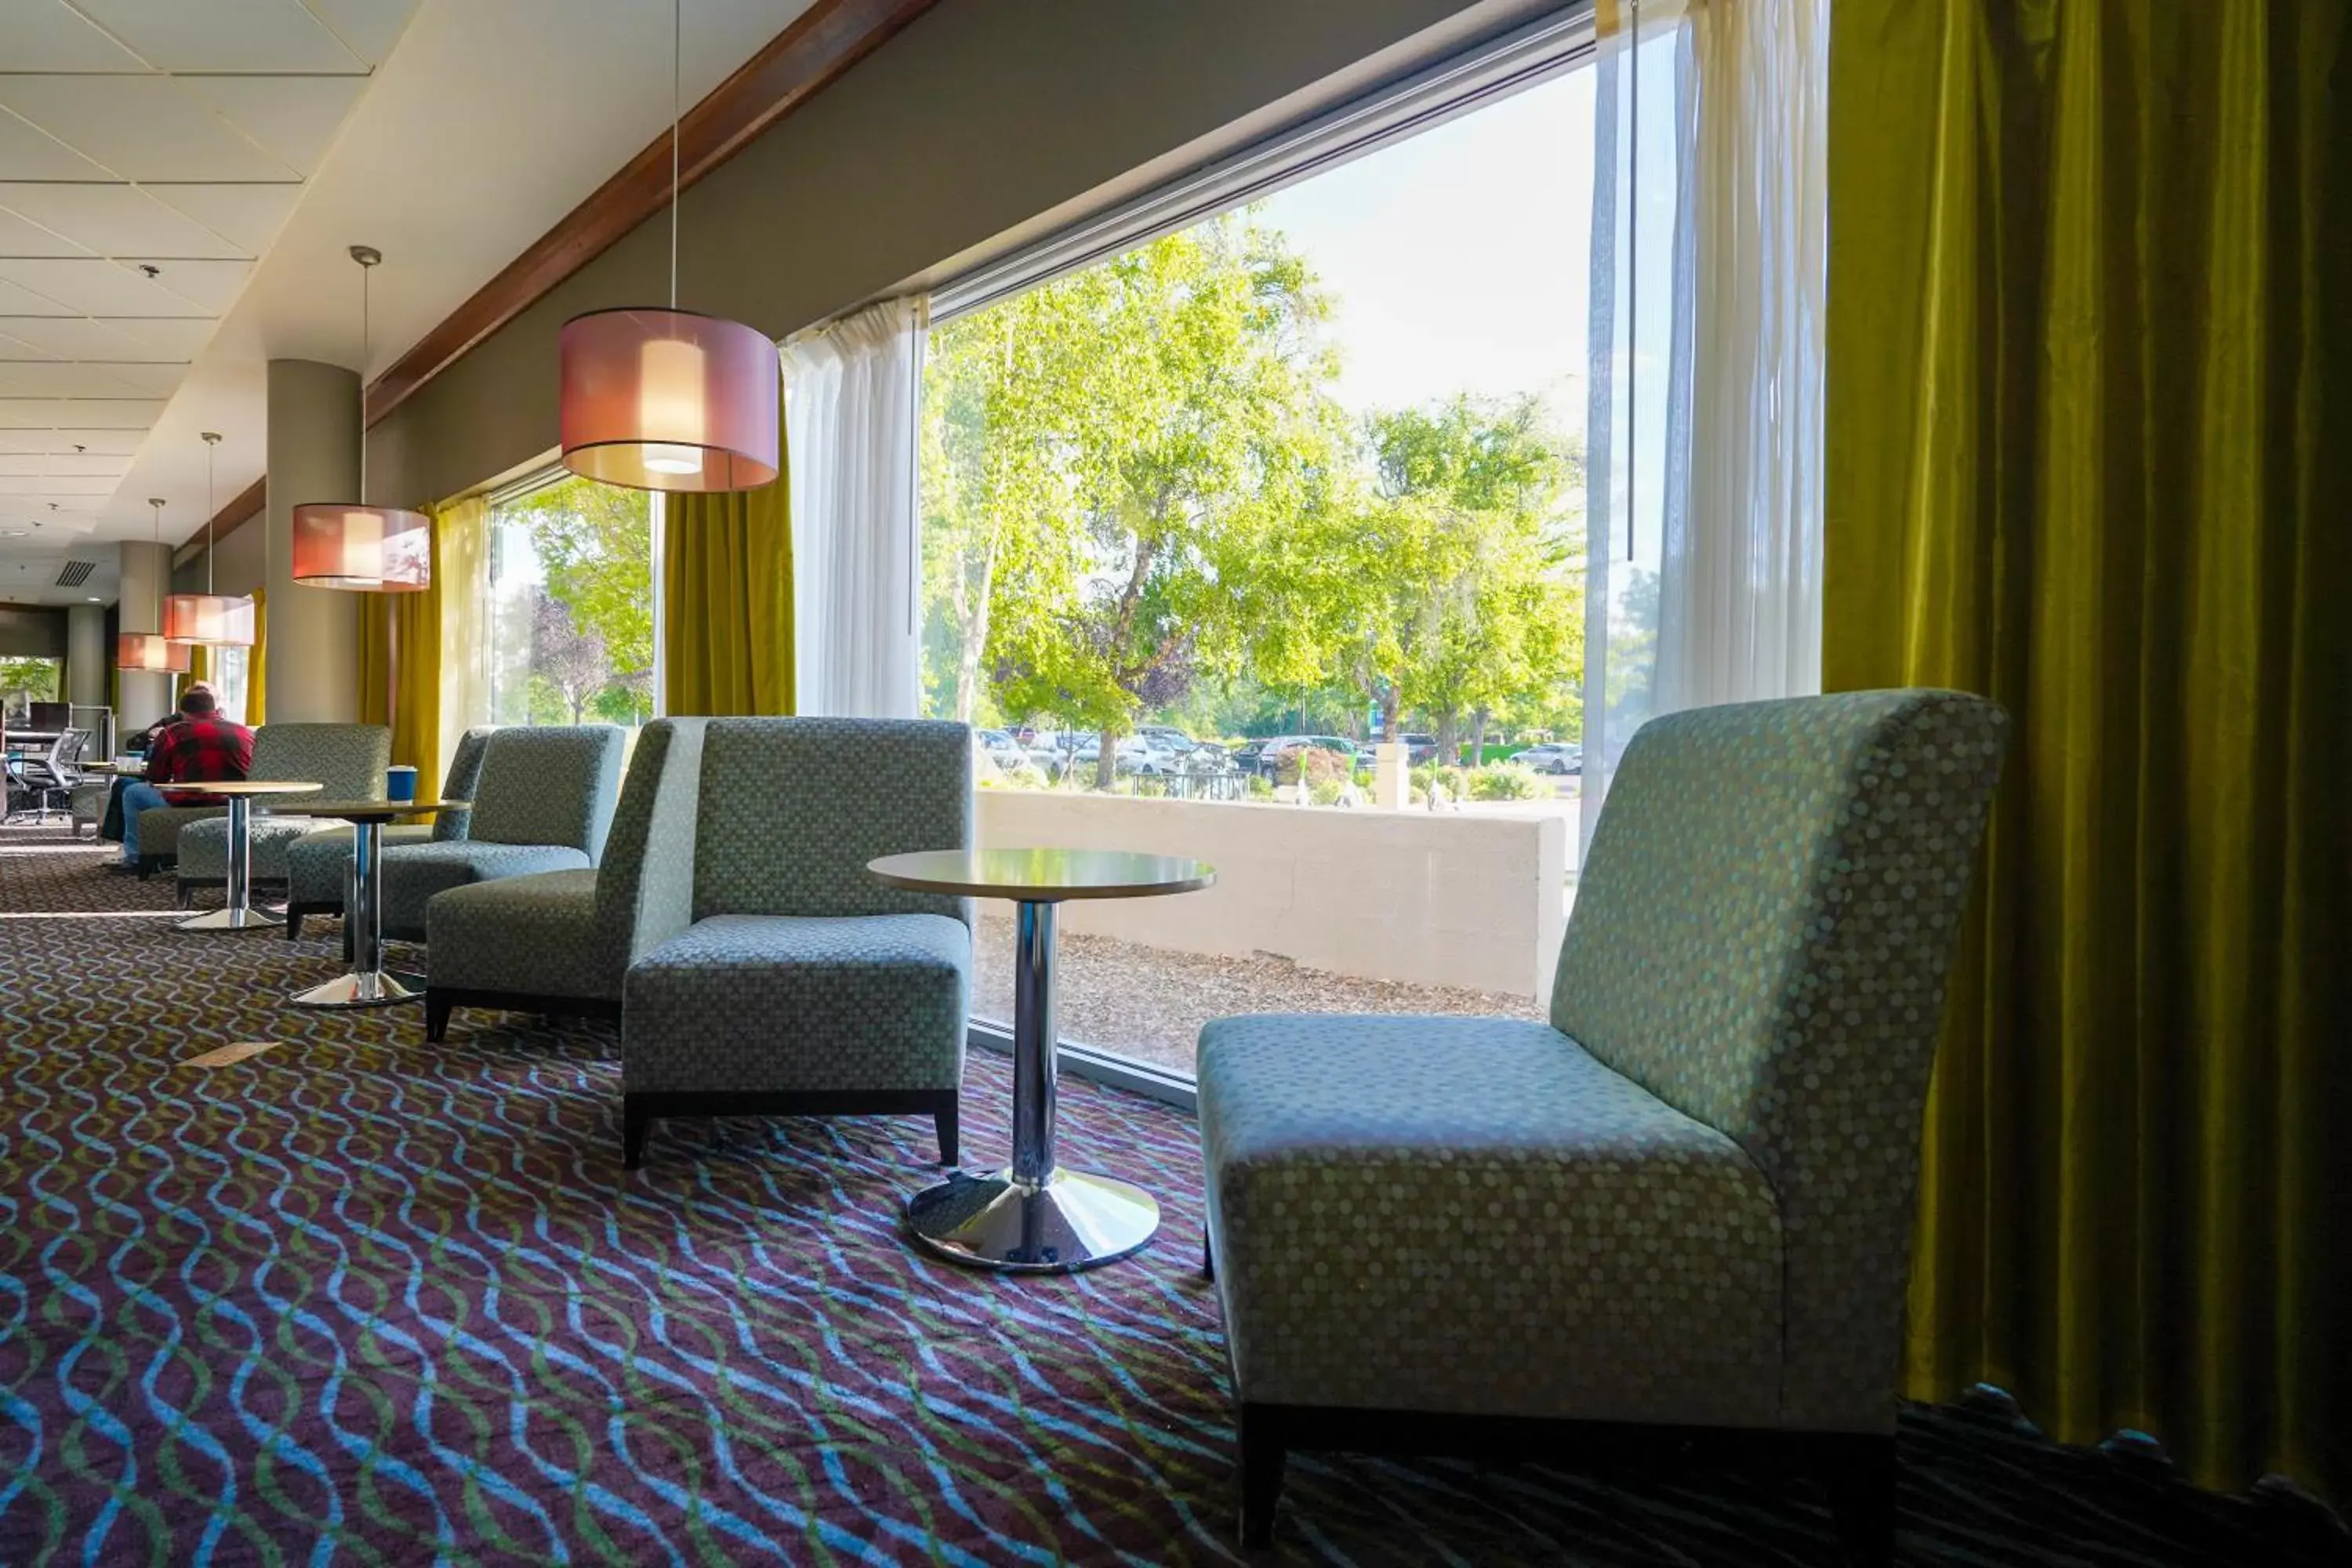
[622,1102,652,1171]
[1203,1229,1215,1280]
[174,880,193,909]
[1237,1406,1285,1549]
[424,992,454,1044]
[1813,1432,1896,1566]
[933,1097,959,1166]
[285,909,303,940]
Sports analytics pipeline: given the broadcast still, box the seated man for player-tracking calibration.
[114,686,252,872]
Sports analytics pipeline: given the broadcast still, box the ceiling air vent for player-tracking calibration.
[54,559,97,587]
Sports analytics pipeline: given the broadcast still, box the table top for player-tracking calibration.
[868,848,1216,902]
[260,797,447,822]
[154,779,321,797]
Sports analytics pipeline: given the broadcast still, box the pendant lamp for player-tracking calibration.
[558,0,777,492]
[292,246,430,591]
[163,431,255,645]
[118,498,193,674]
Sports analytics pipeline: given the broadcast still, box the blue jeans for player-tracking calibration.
[118,780,169,863]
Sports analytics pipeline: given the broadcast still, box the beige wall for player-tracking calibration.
[371,0,1540,506]
[266,359,362,722]
[977,790,1568,1003]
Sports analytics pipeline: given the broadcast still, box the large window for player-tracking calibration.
[920,45,1595,1078]
[485,474,658,728]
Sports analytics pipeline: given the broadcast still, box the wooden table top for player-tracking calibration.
[868,848,1216,902]
[259,798,446,822]
[152,779,321,796]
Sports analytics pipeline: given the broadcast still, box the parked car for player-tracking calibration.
[975,729,1031,773]
[1513,742,1582,775]
[1229,735,1290,775]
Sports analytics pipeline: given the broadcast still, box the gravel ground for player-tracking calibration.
[971,913,1544,1076]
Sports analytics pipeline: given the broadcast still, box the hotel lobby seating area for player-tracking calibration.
[1,2,2341,1564]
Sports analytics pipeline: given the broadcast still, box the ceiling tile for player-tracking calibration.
[301,0,423,69]
[74,0,367,73]
[0,473,119,495]
[0,314,193,361]
[0,205,91,260]
[86,316,216,359]
[0,257,220,316]
[9,427,149,456]
[0,77,302,181]
[0,361,176,397]
[117,258,250,314]
[0,2,147,71]
[0,397,164,428]
[0,107,114,182]
[143,183,300,258]
[0,275,74,315]
[178,76,366,176]
[0,183,249,260]
[0,452,131,477]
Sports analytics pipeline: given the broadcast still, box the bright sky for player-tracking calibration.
[1249,69,1597,430]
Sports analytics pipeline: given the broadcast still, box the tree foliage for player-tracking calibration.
[501,475,653,726]
[920,213,1586,773]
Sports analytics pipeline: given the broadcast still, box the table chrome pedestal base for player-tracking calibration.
[905,1167,1160,1274]
[288,968,425,1010]
[178,903,285,932]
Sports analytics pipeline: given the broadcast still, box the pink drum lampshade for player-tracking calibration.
[162,592,255,647]
[290,503,430,591]
[559,307,779,492]
[118,632,192,674]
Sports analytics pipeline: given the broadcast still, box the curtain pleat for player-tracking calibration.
[358,506,448,797]
[248,588,265,727]
[1824,0,2350,1503]
[664,410,795,717]
[430,496,489,767]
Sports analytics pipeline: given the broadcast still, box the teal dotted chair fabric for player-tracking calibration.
[427,720,708,1007]
[1196,689,2006,1436]
[145,722,388,871]
[375,724,625,941]
[282,727,495,918]
[622,718,975,1136]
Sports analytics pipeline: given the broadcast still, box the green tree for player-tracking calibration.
[1336,395,1584,760]
[0,656,60,702]
[504,476,652,723]
[923,215,1351,784]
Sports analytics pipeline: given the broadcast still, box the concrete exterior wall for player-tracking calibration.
[976,790,1567,1004]
[371,0,1541,506]
[266,359,361,721]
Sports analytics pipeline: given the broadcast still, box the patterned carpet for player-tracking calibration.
[1,822,2340,1566]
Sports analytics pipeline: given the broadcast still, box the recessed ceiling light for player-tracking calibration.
[86,595,103,602]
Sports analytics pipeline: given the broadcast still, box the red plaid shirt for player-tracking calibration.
[144,716,254,807]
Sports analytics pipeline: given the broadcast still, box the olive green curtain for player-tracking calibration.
[175,644,211,698]
[1824,0,2350,1502]
[663,408,793,716]
[358,506,446,797]
[247,587,265,727]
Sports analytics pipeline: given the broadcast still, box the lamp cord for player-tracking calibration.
[358,260,369,506]
[670,0,681,310]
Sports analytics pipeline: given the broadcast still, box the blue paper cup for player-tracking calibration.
[386,765,419,802]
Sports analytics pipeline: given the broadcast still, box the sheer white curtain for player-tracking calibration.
[1581,0,1827,852]
[784,296,926,719]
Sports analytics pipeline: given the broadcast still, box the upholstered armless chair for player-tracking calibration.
[371,724,624,942]
[620,717,974,1171]
[283,728,493,938]
[1194,691,2007,1559]
[424,718,706,1039]
[140,722,389,881]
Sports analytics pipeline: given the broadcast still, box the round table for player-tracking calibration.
[264,799,445,1008]
[156,779,321,932]
[869,847,1215,1273]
